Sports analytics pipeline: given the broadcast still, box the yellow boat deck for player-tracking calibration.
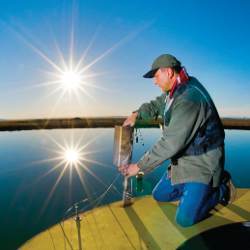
[21,188,250,250]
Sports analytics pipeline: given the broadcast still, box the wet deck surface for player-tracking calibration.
[21,188,250,250]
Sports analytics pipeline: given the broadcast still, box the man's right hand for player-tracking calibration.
[118,163,140,177]
[123,112,138,127]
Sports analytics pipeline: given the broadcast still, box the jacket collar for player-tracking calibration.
[169,67,189,99]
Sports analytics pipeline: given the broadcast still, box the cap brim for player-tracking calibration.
[143,68,158,78]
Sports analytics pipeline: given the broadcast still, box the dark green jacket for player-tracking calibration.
[136,77,224,187]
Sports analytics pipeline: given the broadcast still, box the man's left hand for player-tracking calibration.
[118,163,140,177]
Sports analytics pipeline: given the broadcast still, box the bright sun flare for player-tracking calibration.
[60,70,82,90]
[31,133,119,214]
[65,149,79,164]
[11,6,147,110]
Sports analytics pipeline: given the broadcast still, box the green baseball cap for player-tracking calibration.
[143,54,181,78]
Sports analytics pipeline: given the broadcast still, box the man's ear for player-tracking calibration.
[166,67,174,78]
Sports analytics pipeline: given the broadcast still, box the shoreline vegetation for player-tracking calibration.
[0,117,250,131]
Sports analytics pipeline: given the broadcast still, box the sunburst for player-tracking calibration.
[30,131,120,214]
[0,5,153,213]
[1,12,152,107]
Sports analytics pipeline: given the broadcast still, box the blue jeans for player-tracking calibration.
[152,172,226,227]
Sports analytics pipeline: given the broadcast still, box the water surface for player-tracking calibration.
[0,128,249,249]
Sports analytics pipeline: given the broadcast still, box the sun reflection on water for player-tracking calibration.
[65,148,80,164]
[27,131,117,215]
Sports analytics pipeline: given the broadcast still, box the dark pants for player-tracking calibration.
[152,172,226,227]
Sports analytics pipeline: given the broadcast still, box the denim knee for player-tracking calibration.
[175,213,197,227]
[152,188,171,202]
[152,188,164,201]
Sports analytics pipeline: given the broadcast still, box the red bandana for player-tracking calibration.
[169,67,189,99]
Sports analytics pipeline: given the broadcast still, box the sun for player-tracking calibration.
[6,3,150,115]
[60,70,82,90]
[50,66,90,99]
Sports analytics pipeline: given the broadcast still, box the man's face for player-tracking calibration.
[153,68,173,92]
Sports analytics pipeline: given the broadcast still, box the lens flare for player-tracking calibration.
[65,148,79,164]
[26,132,118,215]
[60,70,82,90]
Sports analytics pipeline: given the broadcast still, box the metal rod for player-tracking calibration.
[1,117,250,131]
[74,204,83,250]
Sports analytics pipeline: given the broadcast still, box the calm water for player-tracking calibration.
[0,128,249,249]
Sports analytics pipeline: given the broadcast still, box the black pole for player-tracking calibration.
[74,204,83,250]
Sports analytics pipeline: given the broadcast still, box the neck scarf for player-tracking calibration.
[169,67,189,99]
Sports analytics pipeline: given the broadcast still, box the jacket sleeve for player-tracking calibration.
[137,97,205,172]
[136,94,166,120]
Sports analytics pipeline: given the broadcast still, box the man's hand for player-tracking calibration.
[118,163,140,177]
[123,112,138,127]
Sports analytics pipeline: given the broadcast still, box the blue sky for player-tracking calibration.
[0,0,250,119]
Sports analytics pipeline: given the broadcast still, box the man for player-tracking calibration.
[119,54,236,227]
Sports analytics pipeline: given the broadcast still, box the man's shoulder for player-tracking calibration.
[176,77,207,103]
